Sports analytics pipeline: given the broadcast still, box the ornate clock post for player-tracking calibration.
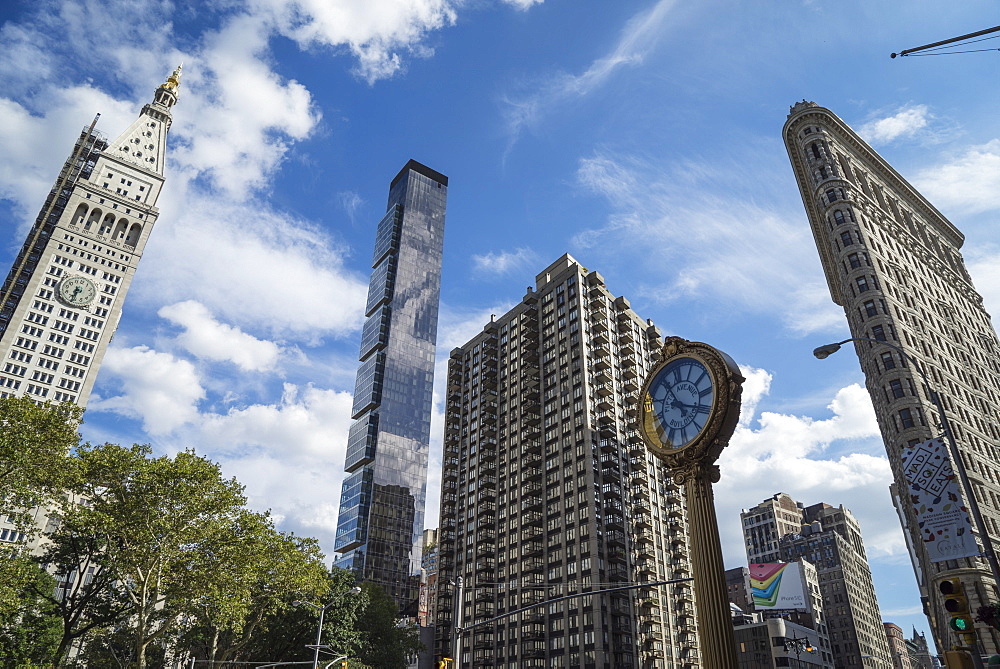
[639,336,744,667]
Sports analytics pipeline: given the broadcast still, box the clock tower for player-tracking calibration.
[0,67,181,407]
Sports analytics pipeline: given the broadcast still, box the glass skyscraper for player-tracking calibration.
[334,160,447,611]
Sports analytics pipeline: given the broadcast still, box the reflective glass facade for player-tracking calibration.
[335,160,447,611]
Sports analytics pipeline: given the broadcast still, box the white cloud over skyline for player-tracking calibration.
[572,152,845,335]
[859,104,930,145]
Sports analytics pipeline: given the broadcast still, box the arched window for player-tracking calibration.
[86,208,103,231]
[125,223,142,247]
[113,218,129,240]
[100,213,116,235]
[833,210,845,225]
[72,203,88,226]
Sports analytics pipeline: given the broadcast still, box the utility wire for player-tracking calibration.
[906,47,1000,56]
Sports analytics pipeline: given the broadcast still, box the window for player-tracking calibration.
[863,300,877,317]
[811,143,822,160]
[881,352,896,370]
[899,408,915,429]
[889,379,904,399]
[847,253,862,269]
[872,325,886,341]
[840,231,854,247]
[833,210,846,225]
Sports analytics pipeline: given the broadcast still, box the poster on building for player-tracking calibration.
[749,562,807,611]
[901,437,977,562]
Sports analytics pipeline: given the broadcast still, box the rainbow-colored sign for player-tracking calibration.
[749,562,806,610]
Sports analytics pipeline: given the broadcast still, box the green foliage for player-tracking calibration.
[355,582,423,669]
[0,396,81,515]
[235,566,366,663]
[69,442,248,669]
[0,397,424,669]
[0,559,61,666]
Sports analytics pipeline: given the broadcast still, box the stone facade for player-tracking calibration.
[783,101,1000,655]
[0,68,180,406]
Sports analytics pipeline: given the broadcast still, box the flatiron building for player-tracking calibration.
[784,101,1000,654]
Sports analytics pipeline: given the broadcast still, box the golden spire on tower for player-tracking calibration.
[162,64,182,93]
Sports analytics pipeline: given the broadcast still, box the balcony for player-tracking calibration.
[522,625,546,640]
[522,540,544,557]
[606,530,626,546]
[522,511,543,526]
[522,559,544,573]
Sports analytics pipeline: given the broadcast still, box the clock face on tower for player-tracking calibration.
[643,356,715,452]
[58,276,97,307]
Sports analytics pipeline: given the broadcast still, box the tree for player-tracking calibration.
[0,397,81,621]
[0,396,81,513]
[355,582,422,669]
[70,442,247,669]
[0,557,61,666]
[31,513,135,663]
[236,567,367,663]
[177,514,331,664]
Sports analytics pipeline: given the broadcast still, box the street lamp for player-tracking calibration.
[813,337,1000,584]
[783,632,816,666]
[294,586,362,669]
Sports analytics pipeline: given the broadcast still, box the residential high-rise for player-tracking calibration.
[334,160,447,611]
[0,67,181,405]
[784,101,1000,653]
[433,254,699,669]
[741,492,807,564]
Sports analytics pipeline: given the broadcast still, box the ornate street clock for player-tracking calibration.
[640,336,743,468]
[638,336,744,667]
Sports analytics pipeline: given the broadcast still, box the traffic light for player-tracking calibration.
[940,578,975,644]
[943,649,975,669]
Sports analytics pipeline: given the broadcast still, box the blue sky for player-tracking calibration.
[3,0,1000,645]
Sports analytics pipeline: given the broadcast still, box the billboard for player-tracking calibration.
[902,437,978,562]
[749,562,807,611]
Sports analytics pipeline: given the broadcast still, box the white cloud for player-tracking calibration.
[913,139,1000,216]
[859,104,930,145]
[715,380,903,567]
[248,0,459,83]
[573,152,843,335]
[158,301,282,372]
[471,247,539,277]
[90,346,206,435]
[137,194,368,341]
[502,0,678,148]
[171,383,356,547]
[502,0,543,8]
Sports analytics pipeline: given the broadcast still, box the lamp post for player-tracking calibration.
[294,586,362,669]
[784,632,816,667]
[813,338,1000,584]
